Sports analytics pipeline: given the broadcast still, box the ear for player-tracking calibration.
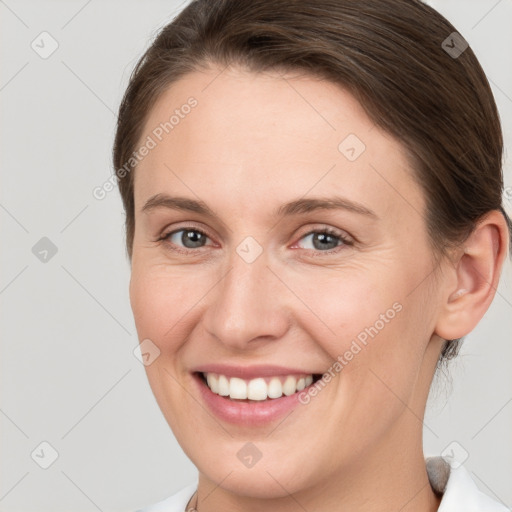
[434,210,510,341]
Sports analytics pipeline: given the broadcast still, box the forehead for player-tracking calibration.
[133,65,424,222]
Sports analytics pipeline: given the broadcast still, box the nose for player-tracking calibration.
[201,249,291,351]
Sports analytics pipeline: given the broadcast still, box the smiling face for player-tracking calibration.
[129,65,447,501]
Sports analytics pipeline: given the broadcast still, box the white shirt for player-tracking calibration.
[137,456,509,512]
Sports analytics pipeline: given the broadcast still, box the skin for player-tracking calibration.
[128,65,509,512]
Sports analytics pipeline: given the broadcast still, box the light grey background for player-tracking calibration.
[1,1,511,511]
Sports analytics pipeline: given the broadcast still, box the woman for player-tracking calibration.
[113,0,511,510]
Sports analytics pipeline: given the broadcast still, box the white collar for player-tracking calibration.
[426,455,508,511]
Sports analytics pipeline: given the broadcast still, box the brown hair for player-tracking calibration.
[113,0,512,364]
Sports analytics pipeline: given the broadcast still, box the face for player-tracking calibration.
[129,65,445,497]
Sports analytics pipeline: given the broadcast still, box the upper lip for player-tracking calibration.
[191,364,321,380]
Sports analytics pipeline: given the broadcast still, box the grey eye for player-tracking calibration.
[298,231,343,251]
[167,229,209,249]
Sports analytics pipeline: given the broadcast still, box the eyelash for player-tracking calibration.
[157,225,353,256]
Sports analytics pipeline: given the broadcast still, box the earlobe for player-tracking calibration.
[434,210,509,341]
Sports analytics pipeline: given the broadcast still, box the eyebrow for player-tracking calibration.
[141,193,378,219]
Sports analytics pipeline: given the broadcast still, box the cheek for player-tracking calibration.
[289,266,402,356]
[129,263,209,342]
[129,264,206,432]
[293,265,429,409]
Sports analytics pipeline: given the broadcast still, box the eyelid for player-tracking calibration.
[160,221,212,238]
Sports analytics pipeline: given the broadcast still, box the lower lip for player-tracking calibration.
[193,373,310,426]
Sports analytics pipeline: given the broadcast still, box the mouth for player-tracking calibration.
[195,371,323,402]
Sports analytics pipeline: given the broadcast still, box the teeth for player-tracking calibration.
[267,377,283,399]
[202,372,316,400]
[206,373,219,394]
[282,375,297,396]
[218,375,229,396]
[230,377,247,399]
[247,378,267,400]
